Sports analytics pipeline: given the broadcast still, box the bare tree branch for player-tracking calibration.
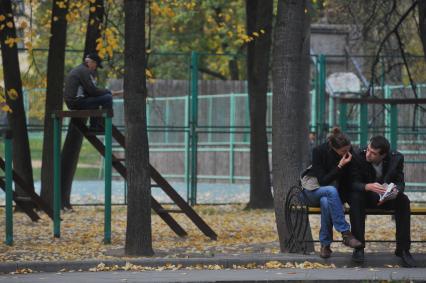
[368,0,418,96]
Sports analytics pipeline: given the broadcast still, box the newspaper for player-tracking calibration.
[378,183,398,205]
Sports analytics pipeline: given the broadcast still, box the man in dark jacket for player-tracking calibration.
[64,52,113,131]
[349,135,416,267]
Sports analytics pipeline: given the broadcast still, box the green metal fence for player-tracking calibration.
[11,51,426,204]
[311,54,426,192]
[0,130,13,245]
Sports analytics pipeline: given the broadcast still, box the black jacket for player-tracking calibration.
[351,148,405,193]
[309,142,352,190]
[64,64,109,102]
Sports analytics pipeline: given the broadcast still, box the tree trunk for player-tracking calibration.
[245,0,274,209]
[228,59,239,80]
[419,0,426,60]
[272,0,313,252]
[60,0,104,209]
[124,0,154,256]
[40,0,69,207]
[0,0,35,211]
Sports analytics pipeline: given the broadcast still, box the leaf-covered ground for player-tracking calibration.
[0,205,425,262]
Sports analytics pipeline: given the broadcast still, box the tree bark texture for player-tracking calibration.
[124,0,154,256]
[419,0,426,60]
[0,0,35,211]
[60,0,104,209]
[245,0,274,209]
[272,0,313,252]
[40,0,69,207]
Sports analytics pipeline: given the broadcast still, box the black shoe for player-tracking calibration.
[352,248,364,263]
[320,245,332,259]
[342,231,363,248]
[395,250,417,268]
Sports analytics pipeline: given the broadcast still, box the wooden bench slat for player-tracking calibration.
[53,109,113,118]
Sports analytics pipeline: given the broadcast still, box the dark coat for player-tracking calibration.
[351,148,405,193]
[64,63,109,102]
[309,142,352,191]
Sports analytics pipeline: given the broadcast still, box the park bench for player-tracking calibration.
[285,185,426,253]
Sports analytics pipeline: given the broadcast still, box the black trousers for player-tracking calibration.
[66,94,113,127]
[348,190,411,251]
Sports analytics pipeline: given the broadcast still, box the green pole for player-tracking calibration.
[53,115,61,238]
[313,59,319,134]
[104,114,112,244]
[229,94,235,183]
[184,96,190,201]
[384,85,391,140]
[318,55,326,139]
[165,100,170,143]
[311,54,320,133]
[417,86,422,143]
[360,103,368,147]
[190,51,199,205]
[328,96,334,127]
[339,102,347,132]
[310,90,316,132]
[147,99,151,142]
[208,96,213,143]
[244,94,250,142]
[390,104,398,150]
[4,130,13,245]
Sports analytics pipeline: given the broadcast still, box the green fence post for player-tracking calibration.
[104,113,112,244]
[208,96,213,143]
[310,89,317,133]
[4,130,13,245]
[53,115,61,238]
[328,96,335,127]
[311,55,319,134]
[318,54,326,139]
[390,104,398,150]
[313,59,319,135]
[384,85,391,140]
[184,96,190,201]
[360,103,368,147]
[165,100,170,143]
[339,101,347,132]
[229,94,235,183]
[244,94,250,143]
[147,99,151,143]
[190,51,199,205]
[417,85,422,143]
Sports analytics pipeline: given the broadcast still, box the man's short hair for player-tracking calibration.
[369,135,390,155]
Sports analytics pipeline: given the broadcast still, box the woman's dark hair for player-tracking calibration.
[369,135,390,155]
[328,127,351,149]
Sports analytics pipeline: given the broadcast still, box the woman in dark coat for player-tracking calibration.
[301,128,362,258]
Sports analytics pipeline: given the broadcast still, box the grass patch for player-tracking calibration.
[0,132,103,181]
[32,167,101,181]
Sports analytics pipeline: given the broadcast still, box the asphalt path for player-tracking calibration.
[1,268,426,283]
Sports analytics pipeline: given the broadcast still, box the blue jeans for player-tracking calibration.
[66,93,113,127]
[299,186,350,246]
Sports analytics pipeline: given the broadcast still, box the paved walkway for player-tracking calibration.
[0,252,425,282]
[1,268,426,282]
